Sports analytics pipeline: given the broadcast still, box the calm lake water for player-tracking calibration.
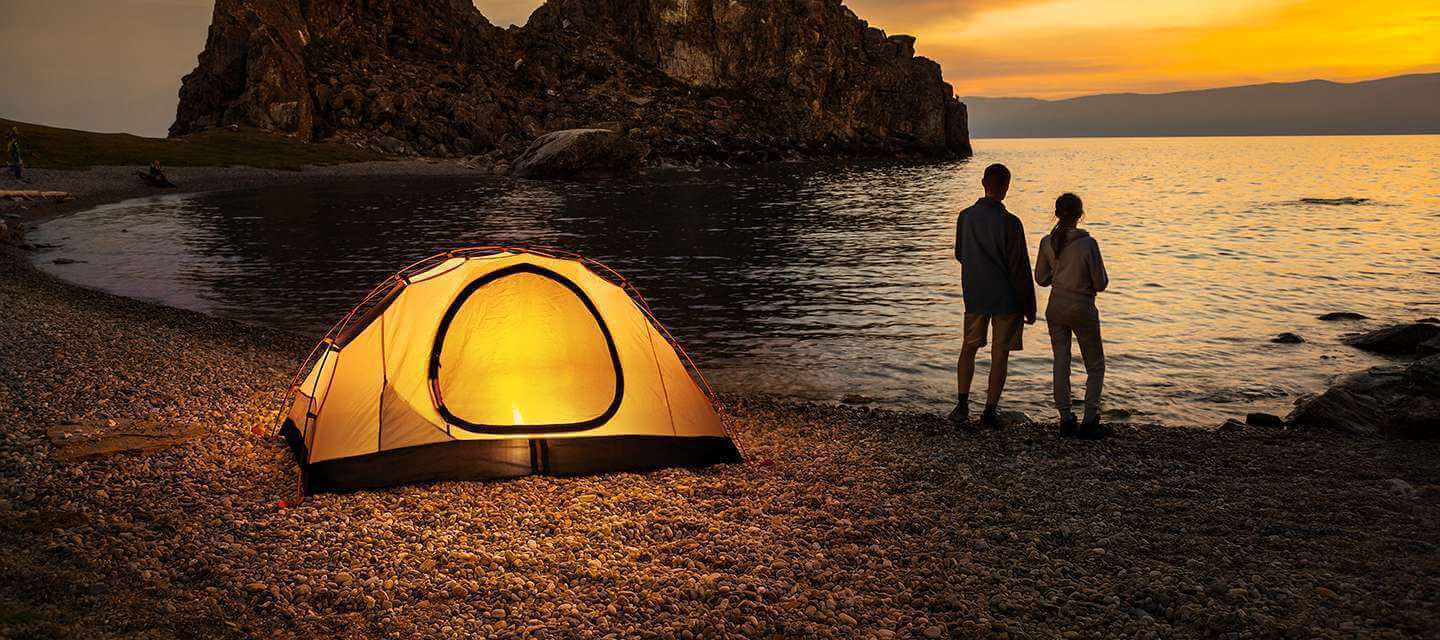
[33,136,1440,426]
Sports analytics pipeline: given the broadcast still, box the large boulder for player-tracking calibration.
[1343,323,1440,355]
[1286,354,1440,438]
[510,129,650,179]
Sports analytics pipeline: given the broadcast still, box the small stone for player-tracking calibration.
[1384,478,1416,498]
[923,626,943,638]
[1218,419,1246,432]
[1271,333,1305,344]
[1317,312,1368,321]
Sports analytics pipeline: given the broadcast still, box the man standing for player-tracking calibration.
[5,127,22,180]
[950,163,1036,428]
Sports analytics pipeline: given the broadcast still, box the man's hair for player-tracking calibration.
[982,163,1011,188]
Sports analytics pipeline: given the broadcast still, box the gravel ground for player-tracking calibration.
[0,160,488,226]
[1,246,1438,639]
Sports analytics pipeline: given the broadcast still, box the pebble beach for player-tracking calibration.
[1,234,1438,639]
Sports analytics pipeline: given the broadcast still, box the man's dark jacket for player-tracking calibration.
[954,197,1037,322]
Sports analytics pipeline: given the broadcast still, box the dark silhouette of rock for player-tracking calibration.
[1343,323,1440,355]
[1245,413,1285,428]
[1318,312,1368,321]
[1217,419,1247,433]
[1286,355,1440,438]
[171,0,971,165]
[510,129,649,179]
[1272,332,1305,344]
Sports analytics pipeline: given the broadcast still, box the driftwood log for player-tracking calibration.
[1,190,72,201]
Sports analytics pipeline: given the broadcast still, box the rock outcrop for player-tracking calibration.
[171,0,971,165]
[1343,322,1440,355]
[1286,355,1440,438]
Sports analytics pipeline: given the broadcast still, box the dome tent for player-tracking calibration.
[277,247,742,493]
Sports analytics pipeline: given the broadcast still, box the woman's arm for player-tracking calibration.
[1090,239,1109,293]
[1034,236,1053,286]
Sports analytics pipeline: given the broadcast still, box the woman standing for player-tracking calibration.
[1035,193,1109,438]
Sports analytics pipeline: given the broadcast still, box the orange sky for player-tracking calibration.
[480,0,1440,97]
[843,0,1440,97]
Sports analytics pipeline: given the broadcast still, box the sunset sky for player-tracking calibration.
[1,0,1435,135]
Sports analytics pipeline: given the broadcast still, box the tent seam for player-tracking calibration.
[643,309,678,438]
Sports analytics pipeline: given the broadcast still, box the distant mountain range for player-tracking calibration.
[962,73,1440,138]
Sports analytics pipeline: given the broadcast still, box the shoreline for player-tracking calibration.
[2,159,494,228]
[2,232,1438,637]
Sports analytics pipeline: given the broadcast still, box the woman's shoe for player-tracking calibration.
[1079,416,1107,440]
[1058,415,1079,437]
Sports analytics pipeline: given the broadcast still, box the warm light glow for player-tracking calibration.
[842,0,1440,97]
[436,272,617,427]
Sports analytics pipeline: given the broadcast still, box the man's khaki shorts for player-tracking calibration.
[963,313,1024,351]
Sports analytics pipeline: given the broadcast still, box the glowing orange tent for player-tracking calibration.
[278,248,742,492]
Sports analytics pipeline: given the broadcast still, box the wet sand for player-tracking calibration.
[1,239,1438,638]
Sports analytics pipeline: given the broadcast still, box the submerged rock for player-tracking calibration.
[1272,332,1306,344]
[510,129,649,179]
[1286,354,1440,438]
[1343,323,1440,355]
[1318,312,1368,321]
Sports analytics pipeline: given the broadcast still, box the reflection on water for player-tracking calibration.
[33,136,1440,426]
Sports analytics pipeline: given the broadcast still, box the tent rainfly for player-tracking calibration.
[278,248,742,493]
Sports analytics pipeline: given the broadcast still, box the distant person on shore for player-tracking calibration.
[950,163,1037,429]
[1035,193,1109,439]
[5,127,22,179]
[136,160,174,188]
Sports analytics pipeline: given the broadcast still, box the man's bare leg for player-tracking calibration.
[952,343,981,424]
[986,340,1012,408]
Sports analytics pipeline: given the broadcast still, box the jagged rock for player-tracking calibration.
[1286,355,1440,438]
[171,0,313,138]
[1343,323,1440,355]
[510,129,649,179]
[170,0,971,165]
[1318,312,1368,321]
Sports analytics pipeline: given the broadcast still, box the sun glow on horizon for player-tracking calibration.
[842,0,1440,98]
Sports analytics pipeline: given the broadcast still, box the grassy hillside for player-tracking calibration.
[0,118,385,170]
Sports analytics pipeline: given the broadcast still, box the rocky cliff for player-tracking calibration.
[172,0,971,165]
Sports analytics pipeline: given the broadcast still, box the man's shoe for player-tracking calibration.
[1079,416,1107,440]
[946,404,969,429]
[1058,415,1079,437]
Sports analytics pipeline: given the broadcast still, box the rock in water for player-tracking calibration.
[1343,323,1440,355]
[510,129,649,179]
[1318,312,1368,321]
[170,0,971,164]
[1272,333,1305,344]
[1286,354,1440,438]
